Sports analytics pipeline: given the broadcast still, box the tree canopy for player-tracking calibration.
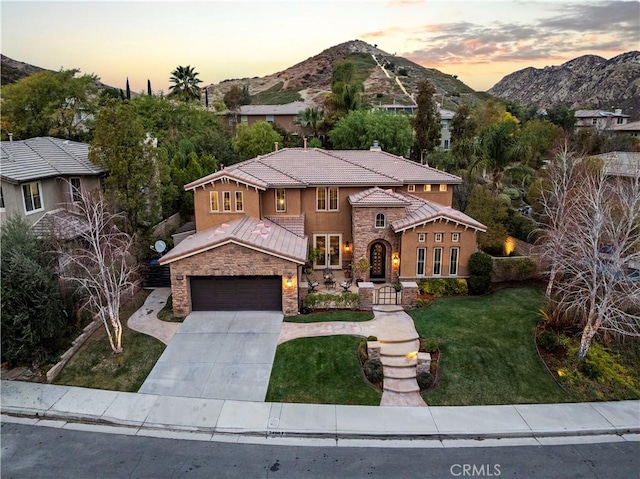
[169,65,203,102]
[411,79,441,162]
[233,121,282,161]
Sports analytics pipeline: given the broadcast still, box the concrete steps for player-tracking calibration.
[384,377,420,393]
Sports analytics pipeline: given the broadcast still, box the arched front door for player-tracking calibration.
[369,242,386,281]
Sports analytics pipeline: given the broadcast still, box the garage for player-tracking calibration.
[190,276,282,311]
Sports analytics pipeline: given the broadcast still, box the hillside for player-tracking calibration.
[204,40,486,110]
[1,54,48,84]
[488,51,640,120]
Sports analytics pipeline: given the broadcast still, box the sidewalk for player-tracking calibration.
[2,380,638,447]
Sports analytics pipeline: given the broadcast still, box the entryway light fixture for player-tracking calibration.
[392,253,400,267]
[286,274,293,288]
[344,241,351,253]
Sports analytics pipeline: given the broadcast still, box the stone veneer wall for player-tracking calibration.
[400,281,419,309]
[351,206,405,282]
[168,243,300,316]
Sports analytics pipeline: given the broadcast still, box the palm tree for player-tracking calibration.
[169,65,203,102]
[295,107,325,137]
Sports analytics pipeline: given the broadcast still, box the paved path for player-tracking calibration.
[279,306,427,407]
[127,288,179,345]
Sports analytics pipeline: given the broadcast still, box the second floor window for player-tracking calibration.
[439,184,447,192]
[210,191,219,212]
[266,115,274,123]
[235,191,244,212]
[435,233,443,243]
[70,177,82,202]
[22,181,43,213]
[317,187,339,211]
[424,184,431,192]
[375,213,386,228]
[276,188,286,212]
[223,191,232,212]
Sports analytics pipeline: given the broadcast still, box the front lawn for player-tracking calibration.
[54,290,166,392]
[410,287,569,406]
[266,335,381,405]
[285,310,374,324]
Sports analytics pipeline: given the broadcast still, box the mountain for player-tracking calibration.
[204,40,486,110]
[1,54,48,84]
[488,52,640,120]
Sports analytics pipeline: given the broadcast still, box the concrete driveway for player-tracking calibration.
[138,311,283,402]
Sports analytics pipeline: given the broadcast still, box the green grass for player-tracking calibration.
[251,82,303,104]
[285,310,374,323]
[54,290,166,392]
[157,295,184,323]
[266,335,381,405]
[409,288,569,406]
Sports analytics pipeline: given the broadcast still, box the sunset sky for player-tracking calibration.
[2,0,638,93]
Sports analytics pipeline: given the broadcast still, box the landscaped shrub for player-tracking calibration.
[358,340,369,364]
[416,298,431,308]
[363,359,384,384]
[420,337,438,353]
[416,371,435,390]
[537,330,568,353]
[467,274,491,295]
[575,343,638,390]
[304,292,360,310]
[419,278,468,297]
[493,257,537,282]
[467,252,493,295]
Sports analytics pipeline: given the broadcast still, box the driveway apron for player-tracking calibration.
[138,311,283,402]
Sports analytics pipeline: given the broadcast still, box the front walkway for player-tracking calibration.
[279,306,427,407]
[127,288,179,345]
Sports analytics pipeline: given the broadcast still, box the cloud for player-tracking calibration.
[364,1,639,67]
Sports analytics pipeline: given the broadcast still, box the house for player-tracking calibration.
[606,120,640,139]
[376,104,455,150]
[159,145,486,316]
[0,137,106,234]
[223,101,310,134]
[591,151,640,178]
[575,109,630,131]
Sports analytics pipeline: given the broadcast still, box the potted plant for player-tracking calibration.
[305,247,322,274]
[352,258,370,284]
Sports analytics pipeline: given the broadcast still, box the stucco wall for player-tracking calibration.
[193,182,261,232]
[398,184,453,207]
[168,242,300,316]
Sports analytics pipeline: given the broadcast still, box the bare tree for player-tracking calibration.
[57,190,139,353]
[537,151,640,359]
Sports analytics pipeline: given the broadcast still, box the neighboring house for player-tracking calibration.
[606,120,640,139]
[575,109,630,131]
[223,101,310,134]
[0,137,106,234]
[591,151,640,179]
[376,104,455,150]
[159,146,486,316]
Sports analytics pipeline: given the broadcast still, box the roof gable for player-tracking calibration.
[349,187,411,207]
[392,194,486,232]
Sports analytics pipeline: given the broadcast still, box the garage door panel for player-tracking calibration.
[191,276,282,311]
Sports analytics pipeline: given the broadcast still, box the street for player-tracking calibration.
[2,422,638,478]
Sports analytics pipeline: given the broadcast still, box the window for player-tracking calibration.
[433,247,442,276]
[22,181,43,213]
[449,248,459,275]
[451,233,459,243]
[439,184,447,192]
[617,117,624,124]
[276,188,286,212]
[441,121,448,130]
[416,247,426,275]
[418,233,426,243]
[210,191,219,212]
[241,115,248,124]
[435,233,443,243]
[592,118,597,125]
[423,184,431,192]
[235,191,244,212]
[407,184,415,192]
[223,191,231,211]
[443,139,450,149]
[70,177,82,202]
[317,187,339,211]
[375,213,386,228]
[316,187,326,210]
[328,187,338,210]
[0,186,5,210]
[266,115,274,123]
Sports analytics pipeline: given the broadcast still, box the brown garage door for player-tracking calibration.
[190,276,282,311]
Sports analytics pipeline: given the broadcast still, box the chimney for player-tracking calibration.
[615,108,622,115]
[8,133,13,142]
[303,137,307,150]
[370,140,381,151]
[274,141,279,151]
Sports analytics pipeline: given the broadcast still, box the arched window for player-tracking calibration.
[375,213,386,228]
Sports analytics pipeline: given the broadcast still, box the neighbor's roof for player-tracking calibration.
[591,151,640,178]
[349,187,411,207]
[575,109,630,118]
[607,120,640,132]
[31,208,90,241]
[233,101,310,116]
[159,216,308,265]
[0,137,105,183]
[264,214,306,237]
[392,193,487,232]
[185,148,462,191]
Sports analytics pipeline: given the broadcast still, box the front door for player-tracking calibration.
[370,242,386,280]
[314,234,341,269]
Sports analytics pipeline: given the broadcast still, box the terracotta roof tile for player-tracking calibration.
[349,187,411,207]
[392,193,486,232]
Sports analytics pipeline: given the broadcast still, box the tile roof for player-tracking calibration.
[591,151,640,178]
[185,148,461,190]
[30,208,90,240]
[349,187,411,207]
[236,102,310,116]
[607,120,640,132]
[575,109,630,118]
[264,214,306,237]
[392,193,487,232]
[1,137,105,183]
[159,216,308,265]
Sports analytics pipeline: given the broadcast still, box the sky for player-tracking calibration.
[1,0,639,93]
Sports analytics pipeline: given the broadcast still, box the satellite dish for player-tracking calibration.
[153,240,167,254]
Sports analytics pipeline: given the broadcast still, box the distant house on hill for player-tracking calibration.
[575,109,630,131]
[606,120,640,139]
[377,104,455,150]
[0,137,106,236]
[591,151,640,179]
[222,101,310,135]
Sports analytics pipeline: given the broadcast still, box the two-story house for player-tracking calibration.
[159,145,485,316]
[0,137,106,236]
[575,109,630,131]
[377,104,455,150]
[223,101,310,135]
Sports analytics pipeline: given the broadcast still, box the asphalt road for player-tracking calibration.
[1,423,638,478]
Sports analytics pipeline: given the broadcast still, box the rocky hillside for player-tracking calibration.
[488,51,640,120]
[1,54,48,85]
[204,40,485,109]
